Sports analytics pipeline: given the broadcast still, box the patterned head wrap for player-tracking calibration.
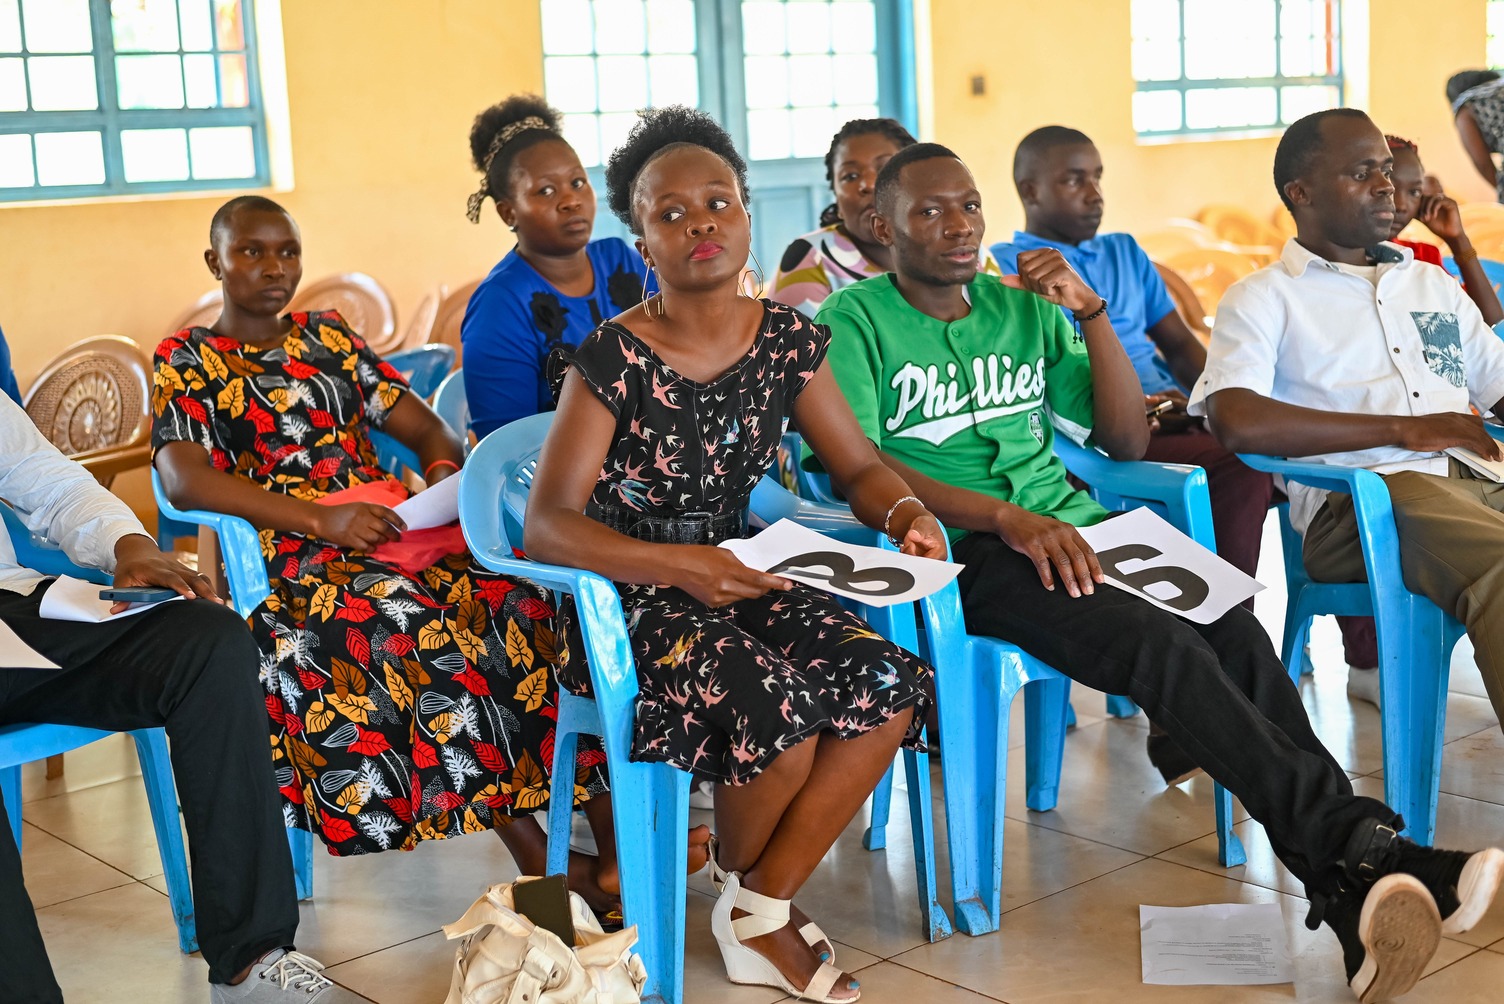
[465,116,552,223]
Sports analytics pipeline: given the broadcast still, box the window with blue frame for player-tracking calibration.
[0,0,269,203]
[1131,0,1343,139]
[1490,0,1504,69]
[540,0,913,267]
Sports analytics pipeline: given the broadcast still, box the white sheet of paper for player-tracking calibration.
[1445,446,1504,483]
[1076,507,1264,624]
[1140,903,1293,986]
[719,518,961,607]
[392,475,461,531]
[0,617,59,669]
[38,575,183,623]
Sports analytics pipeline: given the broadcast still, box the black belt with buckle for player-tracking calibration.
[591,504,748,546]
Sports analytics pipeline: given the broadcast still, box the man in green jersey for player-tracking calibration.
[815,142,1502,1004]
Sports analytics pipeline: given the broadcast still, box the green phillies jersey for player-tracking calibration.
[816,273,1108,537]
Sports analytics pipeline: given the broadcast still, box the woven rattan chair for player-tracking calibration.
[1162,247,1261,318]
[288,272,399,353]
[165,289,223,337]
[23,336,151,489]
[1152,261,1212,342]
[431,279,480,370]
[399,284,447,350]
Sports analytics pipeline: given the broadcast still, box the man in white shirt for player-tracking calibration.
[0,394,356,1002]
[1193,107,1504,736]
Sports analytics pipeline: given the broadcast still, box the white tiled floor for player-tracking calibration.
[16,514,1504,1002]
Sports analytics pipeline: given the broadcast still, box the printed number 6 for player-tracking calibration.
[767,550,916,597]
[1095,543,1209,612]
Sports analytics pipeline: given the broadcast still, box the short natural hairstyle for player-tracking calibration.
[818,117,917,226]
[872,141,962,218]
[1271,107,1373,211]
[209,194,290,245]
[1012,125,1093,185]
[603,105,749,234]
[466,94,568,222]
[1447,69,1501,106]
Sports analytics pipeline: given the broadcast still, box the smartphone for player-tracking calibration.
[511,873,576,945]
[1145,399,1175,418]
[99,586,180,604]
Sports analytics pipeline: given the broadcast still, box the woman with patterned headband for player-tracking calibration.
[461,95,656,439]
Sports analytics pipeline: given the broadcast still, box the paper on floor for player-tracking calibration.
[38,575,183,623]
[1140,902,1293,986]
[720,518,961,607]
[392,474,461,531]
[1077,507,1264,624]
[0,618,59,669]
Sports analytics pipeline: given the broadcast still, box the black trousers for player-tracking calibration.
[0,585,299,1003]
[952,532,1394,899]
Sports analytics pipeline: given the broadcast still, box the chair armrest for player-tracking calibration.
[464,546,641,709]
[151,470,270,617]
[1236,454,1402,595]
[1054,438,1216,549]
[750,475,886,547]
[0,505,111,584]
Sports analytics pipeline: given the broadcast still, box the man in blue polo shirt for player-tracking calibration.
[992,126,1275,589]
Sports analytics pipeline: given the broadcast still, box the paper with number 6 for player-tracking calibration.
[1076,507,1264,624]
[720,518,961,607]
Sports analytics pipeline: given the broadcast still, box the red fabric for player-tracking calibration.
[1394,238,1444,267]
[314,479,467,574]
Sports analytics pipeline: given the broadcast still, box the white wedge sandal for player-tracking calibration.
[711,871,859,1003]
[707,835,836,963]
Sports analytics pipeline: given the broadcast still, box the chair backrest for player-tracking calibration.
[1441,255,1504,296]
[165,289,224,337]
[150,470,270,616]
[1268,205,1297,243]
[431,279,481,369]
[1196,203,1281,247]
[433,369,470,440]
[383,344,456,399]
[461,413,556,557]
[288,272,400,354]
[1152,261,1212,341]
[23,336,151,457]
[1162,247,1260,316]
[399,284,447,350]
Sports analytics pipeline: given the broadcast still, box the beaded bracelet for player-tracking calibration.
[1074,298,1109,323]
[883,495,922,545]
[424,458,461,480]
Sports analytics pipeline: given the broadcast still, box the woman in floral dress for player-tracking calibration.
[151,196,625,906]
[526,107,946,1003]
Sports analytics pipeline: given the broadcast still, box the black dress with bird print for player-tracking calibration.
[556,299,931,784]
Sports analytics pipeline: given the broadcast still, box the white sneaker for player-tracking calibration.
[690,778,716,810]
[210,949,366,1002]
[1347,666,1381,710]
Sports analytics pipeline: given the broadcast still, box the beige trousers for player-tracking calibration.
[1303,464,1504,726]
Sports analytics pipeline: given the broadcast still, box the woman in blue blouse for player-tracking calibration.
[462,95,655,438]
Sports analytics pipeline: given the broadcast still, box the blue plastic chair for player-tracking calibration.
[1239,454,1467,845]
[1440,255,1504,293]
[383,343,455,399]
[433,369,470,444]
[459,414,959,1001]
[0,505,199,953]
[150,473,316,899]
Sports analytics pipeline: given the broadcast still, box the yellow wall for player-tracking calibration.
[927,0,1492,243]
[0,0,1495,521]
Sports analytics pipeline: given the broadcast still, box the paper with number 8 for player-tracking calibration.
[720,519,962,607]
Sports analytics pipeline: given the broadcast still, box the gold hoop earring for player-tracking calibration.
[739,249,766,298]
[640,265,664,318]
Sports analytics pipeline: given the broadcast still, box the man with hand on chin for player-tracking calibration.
[815,141,1503,1004]
[0,391,357,1002]
[1196,107,1504,741]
